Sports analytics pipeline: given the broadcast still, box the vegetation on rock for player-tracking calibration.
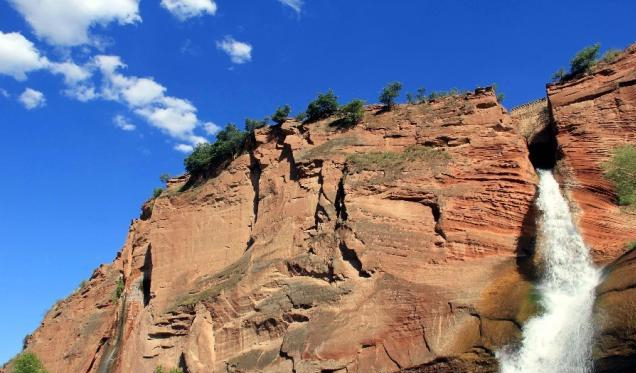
[305,91,339,122]
[184,124,249,176]
[379,81,402,109]
[551,43,622,83]
[271,105,291,125]
[406,87,427,104]
[11,353,49,373]
[603,145,636,206]
[113,277,124,302]
[347,145,450,181]
[154,366,183,373]
[336,99,365,127]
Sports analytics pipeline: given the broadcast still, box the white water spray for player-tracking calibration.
[498,169,601,373]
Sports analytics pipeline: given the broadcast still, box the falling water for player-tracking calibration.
[498,169,601,373]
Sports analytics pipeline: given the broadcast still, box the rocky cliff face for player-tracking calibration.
[548,44,636,263]
[17,88,541,373]
[10,44,636,373]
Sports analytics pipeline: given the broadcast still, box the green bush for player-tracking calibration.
[406,87,427,104]
[152,188,163,199]
[306,91,339,122]
[603,145,636,205]
[245,118,268,133]
[492,83,505,103]
[12,353,49,373]
[379,82,402,109]
[271,105,291,125]
[184,124,248,176]
[551,68,567,83]
[159,173,171,184]
[552,43,604,82]
[295,112,307,122]
[570,43,600,76]
[113,277,124,301]
[601,48,622,64]
[337,99,365,126]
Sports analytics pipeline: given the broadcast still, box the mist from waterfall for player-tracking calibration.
[498,169,601,373]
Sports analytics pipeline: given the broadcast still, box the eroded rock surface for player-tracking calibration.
[548,45,636,263]
[17,88,541,373]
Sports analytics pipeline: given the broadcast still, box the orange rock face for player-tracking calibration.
[548,45,636,263]
[19,89,540,373]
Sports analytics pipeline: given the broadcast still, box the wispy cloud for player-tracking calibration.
[161,0,217,21]
[277,0,303,14]
[18,88,45,109]
[174,143,194,153]
[113,115,136,131]
[7,0,141,47]
[216,36,252,64]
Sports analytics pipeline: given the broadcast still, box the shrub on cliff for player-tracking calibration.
[184,124,248,175]
[245,116,269,133]
[271,105,291,125]
[604,145,636,206]
[406,87,427,104]
[336,99,365,127]
[11,353,49,373]
[601,48,622,64]
[552,43,603,83]
[306,91,339,122]
[379,82,402,109]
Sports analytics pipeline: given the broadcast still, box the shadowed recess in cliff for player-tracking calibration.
[142,246,153,307]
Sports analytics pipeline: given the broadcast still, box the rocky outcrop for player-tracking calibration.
[594,247,636,372]
[20,88,541,373]
[548,45,636,263]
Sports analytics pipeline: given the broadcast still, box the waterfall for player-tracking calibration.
[498,169,601,373]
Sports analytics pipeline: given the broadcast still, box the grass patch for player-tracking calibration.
[603,145,636,206]
[347,145,451,180]
[113,277,124,302]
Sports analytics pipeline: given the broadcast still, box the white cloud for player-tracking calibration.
[8,0,141,46]
[0,31,48,80]
[216,36,252,64]
[0,89,9,98]
[113,115,136,131]
[122,78,167,107]
[161,0,217,21]
[19,88,45,109]
[93,54,211,148]
[278,0,303,13]
[174,143,194,153]
[48,61,92,85]
[203,122,221,135]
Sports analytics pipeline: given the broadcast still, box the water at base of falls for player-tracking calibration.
[497,170,601,373]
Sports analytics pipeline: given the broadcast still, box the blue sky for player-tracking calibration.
[0,0,634,364]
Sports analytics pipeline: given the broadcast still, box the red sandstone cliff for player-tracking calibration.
[13,88,540,373]
[8,44,636,373]
[548,45,636,263]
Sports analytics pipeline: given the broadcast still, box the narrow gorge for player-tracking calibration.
[5,44,636,373]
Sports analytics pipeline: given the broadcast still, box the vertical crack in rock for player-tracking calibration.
[142,245,153,307]
[247,150,262,251]
[382,343,403,370]
[334,175,348,225]
[178,352,191,373]
[249,151,262,226]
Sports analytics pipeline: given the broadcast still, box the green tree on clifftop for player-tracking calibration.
[379,82,402,109]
